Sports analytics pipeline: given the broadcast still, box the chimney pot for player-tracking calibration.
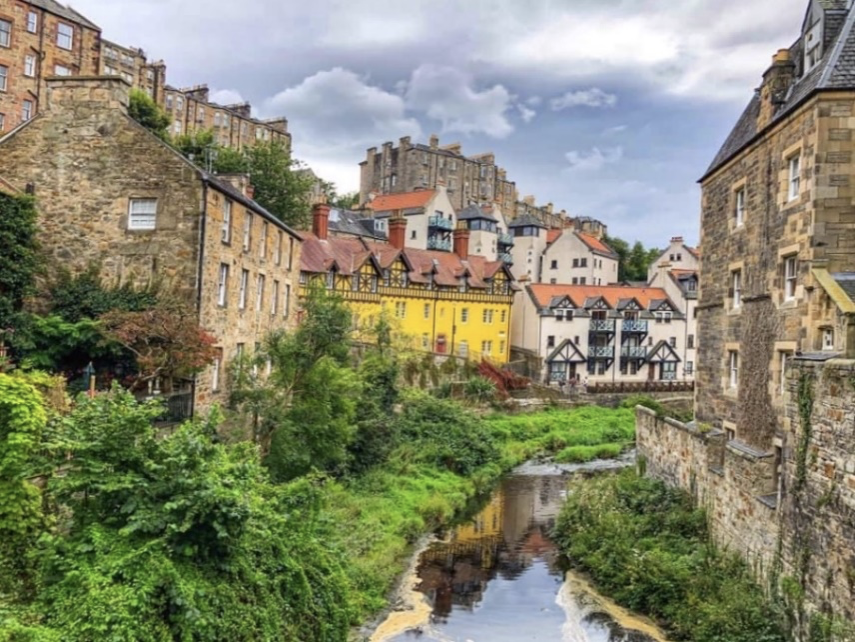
[388,212,407,250]
[453,223,471,259]
[429,134,439,149]
[313,203,331,240]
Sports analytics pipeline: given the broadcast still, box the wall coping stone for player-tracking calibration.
[727,439,773,461]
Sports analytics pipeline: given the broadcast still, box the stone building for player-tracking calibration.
[364,186,457,252]
[100,39,166,105]
[456,203,515,264]
[0,76,302,415]
[301,204,517,364]
[162,84,290,151]
[512,283,690,386]
[0,0,101,133]
[359,135,517,212]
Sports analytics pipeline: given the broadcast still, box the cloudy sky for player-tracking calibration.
[72,0,809,246]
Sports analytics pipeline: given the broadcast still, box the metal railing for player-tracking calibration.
[621,346,648,358]
[427,237,452,251]
[428,215,454,231]
[499,252,513,265]
[589,319,616,332]
[661,371,678,381]
[498,233,514,246]
[588,346,614,358]
[622,319,648,333]
[587,381,694,394]
[156,392,194,424]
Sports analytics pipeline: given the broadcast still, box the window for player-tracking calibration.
[128,198,157,230]
[500,310,507,323]
[823,328,834,351]
[272,280,279,315]
[0,65,7,92]
[22,100,33,121]
[728,351,739,389]
[550,260,558,270]
[481,340,493,355]
[732,270,742,309]
[685,361,694,375]
[259,221,268,260]
[547,335,555,349]
[0,113,4,132]
[580,258,588,268]
[655,311,673,324]
[214,113,221,127]
[243,213,252,251]
[571,277,578,285]
[784,256,797,301]
[483,309,494,324]
[735,188,745,227]
[779,351,791,394]
[410,230,417,240]
[460,308,469,323]
[166,94,174,109]
[275,231,282,265]
[197,106,205,121]
[255,274,265,311]
[27,12,38,34]
[176,96,184,110]
[422,333,430,349]
[239,269,249,309]
[212,349,222,392]
[458,340,469,358]
[54,65,71,76]
[283,284,291,317]
[550,278,557,284]
[57,23,74,50]
[24,55,36,77]
[395,301,407,319]
[0,20,10,47]
[579,277,586,285]
[687,335,695,349]
[424,303,430,320]
[788,155,801,201]
[217,264,229,306]
[669,337,677,347]
[287,237,294,270]
[222,199,232,243]
[572,258,579,268]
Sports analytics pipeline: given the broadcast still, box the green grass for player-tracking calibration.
[324,404,637,624]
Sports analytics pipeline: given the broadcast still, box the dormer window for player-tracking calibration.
[804,22,823,73]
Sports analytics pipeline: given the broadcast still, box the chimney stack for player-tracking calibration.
[453,223,470,259]
[757,49,796,130]
[388,211,407,250]
[429,134,439,149]
[313,203,330,240]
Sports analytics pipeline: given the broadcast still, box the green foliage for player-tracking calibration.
[621,394,666,415]
[9,315,113,376]
[45,264,159,323]
[604,234,661,282]
[462,375,497,404]
[0,193,39,339]
[347,347,400,474]
[554,471,787,642]
[128,89,171,140]
[245,141,314,229]
[795,372,815,491]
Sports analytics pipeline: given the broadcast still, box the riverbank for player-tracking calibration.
[325,396,638,634]
[553,470,787,642]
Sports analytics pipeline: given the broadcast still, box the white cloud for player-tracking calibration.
[565,147,624,172]
[526,96,543,107]
[602,125,628,136]
[517,103,537,123]
[209,89,245,105]
[551,88,617,110]
[404,64,515,138]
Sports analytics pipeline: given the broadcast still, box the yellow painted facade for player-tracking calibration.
[300,255,514,364]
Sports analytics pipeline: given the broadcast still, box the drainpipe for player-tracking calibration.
[190,180,209,420]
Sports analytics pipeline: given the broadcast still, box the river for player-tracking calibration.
[369,455,670,642]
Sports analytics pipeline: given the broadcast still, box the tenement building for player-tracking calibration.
[637,0,855,630]
[0,0,101,132]
[300,204,517,364]
[100,39,166,105]
[0,76,303,415]
[512,283,690,386]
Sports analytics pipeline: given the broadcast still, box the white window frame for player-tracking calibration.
[259,221,268,260]
[729,351,739,389]
[424,303,430,320]
[128,198,157,230]
[243,213,252,251]
[27,12,38,34]
[54,64,71,76]
[788,155,801,202]
[461,308,469,323]
[275,231,282,265]
[212,353,221,392]
[735,188,745,227]
[822,328,834,351]
[0,19,10,48]
[22,100,33,121]
[0,65,8,92]
[784,256,797,301]
[217,264,229,306]
[237,269,249,309]
[779,351,790,394]
[57,23,74,50]
[24,55,36,78]
[222,199,232,243]
[0,113,5,132]
[732,270,742,309]
[256,274,265,311]
[271,280,279,316]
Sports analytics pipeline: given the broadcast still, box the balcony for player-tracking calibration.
[622,319,648,333]
[621,346,648,359]
[427,237,452,251]
[588,346,614,358]
[428,215,454,231]
[499,252,513,265]
[661,372,678,381]
[589,319,616,333]
[498,233,514,247]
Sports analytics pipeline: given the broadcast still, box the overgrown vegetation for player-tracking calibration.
[0,192,40,344]
[603,235,661,282]
[128,88,171,140]
[554,471,787,642]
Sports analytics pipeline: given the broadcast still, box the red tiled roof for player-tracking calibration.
[685,246,700,259]
[669,268,698,277]
[546,229,563,244]
[577,232,618,257]
[367,190,435,212]
[528,283,671,309]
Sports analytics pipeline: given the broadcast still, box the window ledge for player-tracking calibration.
[709,465,725,478]
[757,493,779,510]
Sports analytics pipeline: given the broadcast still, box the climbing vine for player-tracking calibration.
[794,372,814,492]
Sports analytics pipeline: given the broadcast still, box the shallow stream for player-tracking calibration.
[369,454,670,642]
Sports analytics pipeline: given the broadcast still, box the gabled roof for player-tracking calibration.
[647,340,681,364]
[813,268,855,313]
[547,339,587,364]
[29,0,100,30]
[367,190,435,213]
[704,1,855,179]
[508,214,548,229]
[527,284,673,311]
[546,229,563,244]
[329,208,387,240]
[458,204,497,221]
[577,232,618,258]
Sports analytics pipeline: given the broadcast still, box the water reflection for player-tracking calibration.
[385,471,668,642]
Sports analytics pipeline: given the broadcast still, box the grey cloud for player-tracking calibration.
[550,88,618,110]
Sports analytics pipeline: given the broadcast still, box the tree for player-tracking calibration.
[100,299,217,391]
[245,141,314,229]
[0,192,40,343]
[127,88,170,140]
[604,234,660,282]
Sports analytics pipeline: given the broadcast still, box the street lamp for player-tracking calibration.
[83,361,96,398]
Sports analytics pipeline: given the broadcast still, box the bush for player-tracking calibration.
[620,395,665,415]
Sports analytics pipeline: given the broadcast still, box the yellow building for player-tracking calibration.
[299,204,516,363]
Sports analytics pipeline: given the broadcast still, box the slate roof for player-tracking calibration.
[30,0,100,30]
[704,2,855,180]
[367,190,435,214]
[833,272,855,301]
[508,214,548,229]
[328,208,387,240]
[457,204,497,221]
[527,284,673,310]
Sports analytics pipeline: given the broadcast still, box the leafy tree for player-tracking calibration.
[331,191,360,210]
[0,192,40,344]
[245,141,314,229]
[604,234,660,282]
[128,88,170,140]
